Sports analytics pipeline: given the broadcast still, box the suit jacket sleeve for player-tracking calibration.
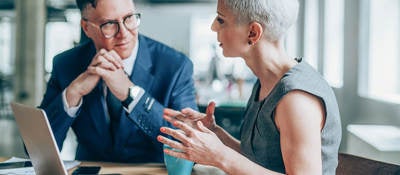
[127,58,197,141]
[39,56,76,151]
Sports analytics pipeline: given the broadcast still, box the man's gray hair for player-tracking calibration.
[223,0,299,41]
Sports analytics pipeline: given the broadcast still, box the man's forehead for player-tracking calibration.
[83,0,135,19]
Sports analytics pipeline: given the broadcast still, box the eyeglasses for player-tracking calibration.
[83,13,141,38]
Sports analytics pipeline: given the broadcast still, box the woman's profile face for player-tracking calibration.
[211,0,249,58]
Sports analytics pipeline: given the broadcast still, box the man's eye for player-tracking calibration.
[103,22,115,27]
[125,14,134,20]
[124,15,135,23]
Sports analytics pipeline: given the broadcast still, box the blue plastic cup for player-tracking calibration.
[163,144,194,175]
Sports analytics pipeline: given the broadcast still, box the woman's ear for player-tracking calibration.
[248,22,263,45]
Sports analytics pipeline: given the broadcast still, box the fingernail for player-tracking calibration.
[160,127,166,132]
[157,135,163,141]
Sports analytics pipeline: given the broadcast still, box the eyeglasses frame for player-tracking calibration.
[82,13,141,39]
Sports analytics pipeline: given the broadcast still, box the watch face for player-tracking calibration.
[129,87,135,98]
[129,87,134,97]
[130,86,140,98]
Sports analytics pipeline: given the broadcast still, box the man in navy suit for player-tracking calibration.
[39,0,197,163]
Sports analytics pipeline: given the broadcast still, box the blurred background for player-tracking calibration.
[0,0,399,165]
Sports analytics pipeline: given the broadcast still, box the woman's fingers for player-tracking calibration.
[163,148,189,161]
[164,108,181,117]
[181,108,204,120]
[176,114,193,122]
[160,126,193,146]
[196,121,212,133]
[163,114,179,124]
[164,108,194,123]
[157,135,186,150]
[172,120,197,137]
[206,101,216,118]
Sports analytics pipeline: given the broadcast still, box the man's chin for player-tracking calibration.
[115,49,133,60]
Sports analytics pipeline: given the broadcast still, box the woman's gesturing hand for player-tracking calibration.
[163,101,217,131]
[157,120,227,167]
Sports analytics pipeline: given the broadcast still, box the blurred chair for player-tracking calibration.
[337,153,400,175]
[198,105,245,139]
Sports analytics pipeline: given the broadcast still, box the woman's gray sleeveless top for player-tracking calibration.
[240,61,341,174]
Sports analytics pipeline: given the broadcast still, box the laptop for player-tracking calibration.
[10,102,68,175]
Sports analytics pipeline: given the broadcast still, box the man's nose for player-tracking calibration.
[115,22,130,38]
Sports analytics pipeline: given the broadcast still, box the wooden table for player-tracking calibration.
[69,161,167,175]
[70,162,226,175]
[1,157,226,175]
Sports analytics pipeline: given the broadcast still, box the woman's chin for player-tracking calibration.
[222,51,235,58]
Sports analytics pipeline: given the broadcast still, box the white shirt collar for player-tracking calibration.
[122,40,139,76]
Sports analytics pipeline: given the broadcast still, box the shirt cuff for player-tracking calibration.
[62,89,82,117]
[123,86,145,113]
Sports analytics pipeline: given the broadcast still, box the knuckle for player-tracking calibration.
[97,55,104,60]
[173,130,181,138]
[187,138,195,145]
[186,129,194,136]
[183,139,191,147]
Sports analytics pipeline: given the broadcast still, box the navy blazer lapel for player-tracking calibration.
[131,35,154,91]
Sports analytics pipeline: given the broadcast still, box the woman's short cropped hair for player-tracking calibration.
[223,0,299,41]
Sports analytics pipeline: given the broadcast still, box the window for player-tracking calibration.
[45,10,81,73]
[366,0,400,102]
[323,0,344,88]
[301,0,344,88]
[303,0,319,69]
[285,21,299,58]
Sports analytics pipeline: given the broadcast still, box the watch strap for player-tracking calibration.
[122,86,135,108]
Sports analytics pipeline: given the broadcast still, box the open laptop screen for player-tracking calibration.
[10,102,68,175]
